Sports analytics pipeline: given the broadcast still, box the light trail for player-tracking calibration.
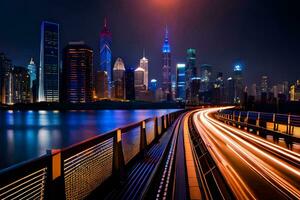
[193,107,300,199]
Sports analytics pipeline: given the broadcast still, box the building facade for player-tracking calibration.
[233,65,244,104]
[162,26,172,101]
[39,21,60,102]
[99,18,112,98]
[61,42,93,103]
[113,58,125,99]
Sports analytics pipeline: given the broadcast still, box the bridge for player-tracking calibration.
[0,107,299,199]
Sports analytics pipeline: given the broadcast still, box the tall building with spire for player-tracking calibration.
[99,18,112,98]
[139,49,148,90]
[162,26,172,101]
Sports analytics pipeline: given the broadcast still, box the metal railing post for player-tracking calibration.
[140,121,147,153]
[47,149,66,200]
[113,129,126,180]
[287,115,290,134]
[273,114,276,131]
[256,112,260,127]
[154,117,159,140]
[161,115,165,133]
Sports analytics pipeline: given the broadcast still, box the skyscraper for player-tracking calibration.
[139,50,148,90]
[61,42,93,103]
[176,63,186,101]
[185,48,197,102]
[162,26,172,101]
[99,18,112,98]
[233,65,244,104]
[113,58,125,99]
[39,21,60,102]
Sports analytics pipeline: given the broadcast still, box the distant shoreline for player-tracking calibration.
[0,101,186,111]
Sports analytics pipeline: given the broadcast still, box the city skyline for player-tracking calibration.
[0,0,299,86]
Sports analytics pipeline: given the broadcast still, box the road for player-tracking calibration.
[193,107,300,199]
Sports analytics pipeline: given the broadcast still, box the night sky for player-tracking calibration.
[0,0,299,86]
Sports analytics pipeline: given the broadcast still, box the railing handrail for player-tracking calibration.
[0,154,51,187]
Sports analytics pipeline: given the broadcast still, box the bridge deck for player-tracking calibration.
[89,116,181,200]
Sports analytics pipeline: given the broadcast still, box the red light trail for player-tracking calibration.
[193,107,300,199]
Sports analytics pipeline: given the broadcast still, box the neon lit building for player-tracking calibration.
[61,42,93,103]
[176,63,186,101]
[162,26,172,101]
[39,21,60,102]
[99,18,112,98]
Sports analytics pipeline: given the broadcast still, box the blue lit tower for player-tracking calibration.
[39,21,60,102]
[162,26,172,101]
[99,18,112,98]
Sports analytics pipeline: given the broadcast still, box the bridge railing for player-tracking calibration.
[0,110,184,200]
[217,109,300,142]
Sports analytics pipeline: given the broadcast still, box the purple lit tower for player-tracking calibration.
[162,26,172,101]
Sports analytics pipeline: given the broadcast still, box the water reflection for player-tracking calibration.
[0,109,179,169]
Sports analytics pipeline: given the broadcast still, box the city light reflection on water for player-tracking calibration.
[0,109,178,170]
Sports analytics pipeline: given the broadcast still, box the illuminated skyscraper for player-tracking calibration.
[162,26,172,101]
[185,48,197,102]
[113,58,125,99]
[233,65,244,104]
[99,18,112,98]
[39,21,60,102]
[149,79,157,92]
[61,42,93,103]
[139,50,148,90]
[176,63,186,101]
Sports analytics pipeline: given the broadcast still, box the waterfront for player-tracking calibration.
[0,109,179,170]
